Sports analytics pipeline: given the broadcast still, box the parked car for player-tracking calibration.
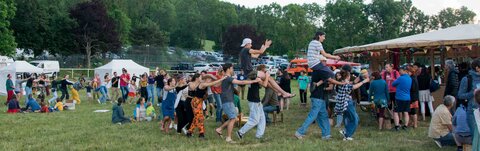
[265,62,278,75]
[279,62,289,70]
[30,60,60,77]
[170,63,194,71]
[193,63,213,73]
[286,59,312,79]
[210,62,224,71]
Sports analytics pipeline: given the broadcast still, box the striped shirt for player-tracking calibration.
[307,40,324,67]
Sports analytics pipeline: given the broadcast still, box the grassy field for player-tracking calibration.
[0,81,454,151]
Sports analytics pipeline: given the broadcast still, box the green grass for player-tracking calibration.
[0,81,454,151]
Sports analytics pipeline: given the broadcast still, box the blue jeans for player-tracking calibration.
[239,102,266,138]
[434,132,456,146]
[156,87,163,104]
[120,86,129,100]
[335,114,343,127]
[343,100,359,138]
[25,86,32,104]
[213,93,222,122]
[222,102,238,119]
[99,86,107,103]
[296,98,331,137]
[467,101,478,136]
[263,105,277,123]
[48,90,58,106]
[147,85,155,104]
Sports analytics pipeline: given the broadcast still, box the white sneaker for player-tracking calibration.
[434,140,442,148]
[169,123,174,129]
[173,124,177,130]
[97,99,101,104]
[182,127,188,135]
[339,130,346,137]
[343,137,353,141]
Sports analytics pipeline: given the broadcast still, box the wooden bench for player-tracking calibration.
[463,144,471,151]
[272,111,284,124]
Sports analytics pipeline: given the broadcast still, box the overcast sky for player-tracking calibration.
[222,0,480,22]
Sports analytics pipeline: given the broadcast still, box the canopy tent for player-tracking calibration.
[326,59,360,67]
[94,60,149,87]
[0,61,44,95]
[333,24,480,54]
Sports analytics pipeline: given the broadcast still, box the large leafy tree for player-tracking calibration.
[323,0,368,52]
[222,24,265,60]
[12,0,76,57]
[69,0,121,68]
[367,0,405,42]
[0,0,17,57]
[400,0,429,36]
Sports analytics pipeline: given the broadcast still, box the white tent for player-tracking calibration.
[334,24,480,54]
[0,61,44,95]
[94,60,149,87]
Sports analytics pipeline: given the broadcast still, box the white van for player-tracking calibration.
[30,60,60,77]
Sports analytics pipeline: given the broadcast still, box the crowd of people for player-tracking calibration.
[3,31,480,150]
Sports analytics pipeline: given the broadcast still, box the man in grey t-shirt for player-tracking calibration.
[216,63,260,143]
[239,38,295,98]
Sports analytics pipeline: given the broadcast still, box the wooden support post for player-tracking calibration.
[430,49,435,79]
[441,49,446,84]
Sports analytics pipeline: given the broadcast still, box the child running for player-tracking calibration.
[334,70,369,141]
[161,78,177,133]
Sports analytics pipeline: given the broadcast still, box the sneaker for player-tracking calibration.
[434,140,442,148]
[343,137,353,141]
[339,130,346,137]
[97,99,101,104]
[199,133,205,139]
[321,135,332,140]
[186,133,192,137]
[294,132,304,140]
[391,126,400,132]
[401,125,408,131]
[236,131,243,140]
[182,127,188,135]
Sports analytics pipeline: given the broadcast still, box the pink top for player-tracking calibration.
[381,70,400,93]
[120,74,130,87]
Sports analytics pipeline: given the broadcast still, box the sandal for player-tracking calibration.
[215,129,223,138]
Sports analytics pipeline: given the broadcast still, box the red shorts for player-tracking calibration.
[7,109,19,113]
[7,90,14,103]
[128,92,136,97]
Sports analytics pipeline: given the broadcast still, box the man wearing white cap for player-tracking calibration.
[239,38,295,98]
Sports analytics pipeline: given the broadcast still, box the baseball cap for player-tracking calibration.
[240,38,252,47]
[399,65,408,70]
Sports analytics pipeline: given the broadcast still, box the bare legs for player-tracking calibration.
[257,72,294,98]
[394,112,410,128]
[216,118,237,141]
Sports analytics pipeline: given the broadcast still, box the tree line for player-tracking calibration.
[0,0,476,67]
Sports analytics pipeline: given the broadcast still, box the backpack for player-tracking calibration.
[466,75,473,92]
[382,70,398,80]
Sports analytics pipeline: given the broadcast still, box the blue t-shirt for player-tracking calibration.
[26,98,41,111]
[298,75,310,90]
[392,74,412,101]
